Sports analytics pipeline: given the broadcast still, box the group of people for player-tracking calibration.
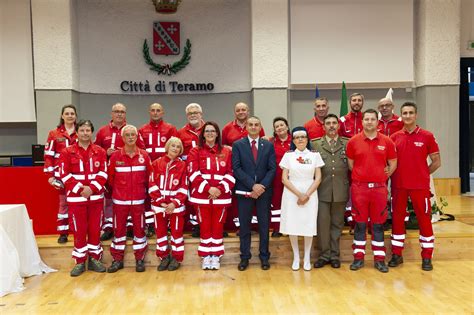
[43,94,441,277]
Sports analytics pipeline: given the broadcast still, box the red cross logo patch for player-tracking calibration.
[153,22,180,55]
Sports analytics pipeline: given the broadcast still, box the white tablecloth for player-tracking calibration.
[0,204,56,297]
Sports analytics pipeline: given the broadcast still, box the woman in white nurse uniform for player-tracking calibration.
[280,127,324,271]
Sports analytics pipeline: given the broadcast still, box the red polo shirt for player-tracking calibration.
[390,126,439,190]
[377,114,404,136]
[346,132,397,182]
[304,117,325,140]
[221,120,265,146]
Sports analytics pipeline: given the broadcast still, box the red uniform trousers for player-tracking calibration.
[391,188,434,259]
[110,204,147,261]
[197,205,227,257]
[57,192,69,233]
[154,211,185,262]
[187,201,198,227]
[228,197,240,230]
[102,194,113,232]
[351,182,388,261]
[102,195,133,232]
[229,196,259,231]
[69,203,103,264]
[270,181,283,232]
[144,197,155,227]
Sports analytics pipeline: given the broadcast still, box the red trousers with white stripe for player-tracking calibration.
[351,183,388,261]
[154,212,185,262]
[57,192,69,234]
[110,204,148,261]
[197,205,227,257]
[69,203,103,264]
[144,197,155,226]
[103,197,134,232]
[391,188,434,259]
[102,196,114,232]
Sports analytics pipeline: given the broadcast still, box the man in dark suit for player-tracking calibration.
[232,116,276,271]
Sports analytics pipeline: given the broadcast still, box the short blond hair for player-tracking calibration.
[165,136,184,156]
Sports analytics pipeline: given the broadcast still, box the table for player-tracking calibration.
[0,204,55,297]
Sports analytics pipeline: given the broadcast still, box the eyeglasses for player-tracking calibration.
[187,111,202,116]
[204,130,216,133]
[112,110,126,114]
[294,136,307,140]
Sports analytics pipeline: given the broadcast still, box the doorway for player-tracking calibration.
[460,58,474,194]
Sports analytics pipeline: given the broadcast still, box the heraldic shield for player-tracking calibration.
[153,22,180,55]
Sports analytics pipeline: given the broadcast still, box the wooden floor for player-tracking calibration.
[1,261,473,314]
[1,195,473,314]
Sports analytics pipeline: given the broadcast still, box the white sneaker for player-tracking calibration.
[202,256,212,270]
[292,259,300,271]
[210,256,220,270]
[303,260,312,271]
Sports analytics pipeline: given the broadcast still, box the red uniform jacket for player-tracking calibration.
[177,122,204,160]
[149,155,188,215]
[187,145,235,206]
[59,143,108,205]
[95,121,144,154]
[139,120,178,161]
[108,148,152,205]
[221,120,265,146]
[44,125,77,177]
[377,114,403,136]
[339,112,363,138]
[269,135,292,210]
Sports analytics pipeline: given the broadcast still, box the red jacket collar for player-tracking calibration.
[109,120,127,130]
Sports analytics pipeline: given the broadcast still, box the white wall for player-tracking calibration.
[0,0,36,122]
[77,0,251,94]
[290,0,414,84]
[32,0,79,90]
[251,0,288,88]
[460,0,474,58]
[414,0,460,86]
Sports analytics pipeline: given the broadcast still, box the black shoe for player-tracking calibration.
[374,261,389,273]
[261,260,270,270]
[350,259,364,271]
[136,259,145,272]
[191,226,200,238]
[168,257,180,271]
[223,231,229,238]
[146,225,155,238]
[88,258,106,273]
[126,229,134,239]
[70,263,86,277]
[100,230,114,241]
[422,258,433,271]
[313,259,329,268]
[107,260,124,273]
[238,259,249,271]
[157,255,171,271]
[57,234,68,244]
[330,259,341,269]
[388,254,404,267]
[271,231,283,238]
